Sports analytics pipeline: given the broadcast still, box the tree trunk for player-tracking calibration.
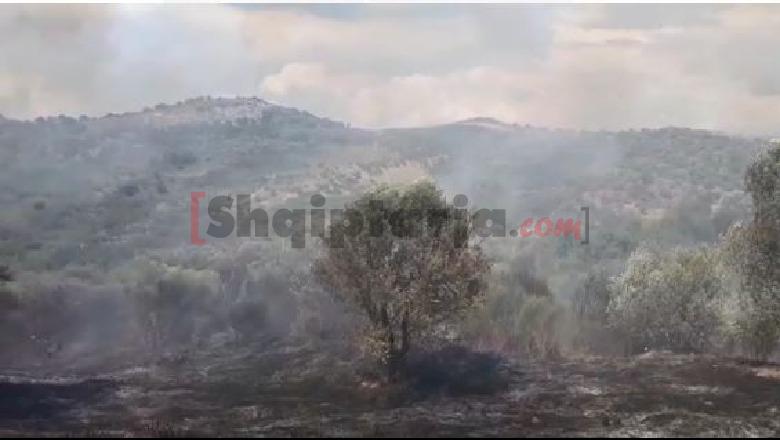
[386,311,411,380]
[400,310,410,358]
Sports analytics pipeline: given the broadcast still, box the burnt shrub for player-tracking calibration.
[228,300,268,342]
[402,346,508,396]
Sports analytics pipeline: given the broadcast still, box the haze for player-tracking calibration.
[1,4,780,135]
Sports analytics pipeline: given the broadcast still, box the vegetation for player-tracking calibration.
[314,182,490,376]
[721,143,780,359]
[0,98,780,390]
[606,246,725,354]
[590,142,780,358]
[463,257,567,360]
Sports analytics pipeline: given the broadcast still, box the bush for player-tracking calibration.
[163,150,197,169]
[227,300,268,342]
[607,246,725,354]
[514,295,566,359]
[571,269,621,355]
[731,303,780,360]
[722,225,780,360]
[119,259,223,349]
[464,265,566,360]
[573,270,610,323]
[0,269,132,363]
[719,143,780,360]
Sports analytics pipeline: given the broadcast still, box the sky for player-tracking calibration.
[0,3,779,135]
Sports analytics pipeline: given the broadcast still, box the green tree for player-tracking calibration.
[607,246,724,354]
[723,143,780,359]
[314,182,490,376]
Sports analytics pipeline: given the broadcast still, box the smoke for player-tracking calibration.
[0,5,116,117]
[1,4,780,134]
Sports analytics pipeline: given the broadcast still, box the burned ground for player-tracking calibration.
[1,342,779,437]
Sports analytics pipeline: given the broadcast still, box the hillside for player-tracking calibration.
[0,98,766,271]
[0,96,777,437]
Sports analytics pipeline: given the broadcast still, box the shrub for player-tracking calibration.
[227,300,268,342]
[0,270,132,362]
[466,292,566,360]
[729,299,780,360]
[570,269,622,355]
[163,150,197,169]
[119,259,223,349]
[607,246,725,354]
[514,295,566,359]
[722,225,780,360]
[463,264,566,360]
[719,143,780,360]
[573,269,611,323]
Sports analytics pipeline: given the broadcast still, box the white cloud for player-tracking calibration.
[261,63,532,127]
[1,4,779,135]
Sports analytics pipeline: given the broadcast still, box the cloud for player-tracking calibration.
[0,4,779,135]
[0,5,251,117]
[577,4,724,30]
[261,63,532,127]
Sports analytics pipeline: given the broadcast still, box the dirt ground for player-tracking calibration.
[1,340,780,437]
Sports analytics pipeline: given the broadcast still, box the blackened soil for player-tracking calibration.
[1,342,779,437]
